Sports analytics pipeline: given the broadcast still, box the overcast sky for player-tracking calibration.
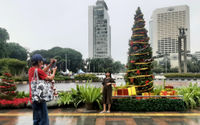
[0,0,199,64]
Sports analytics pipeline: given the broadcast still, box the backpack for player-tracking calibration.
[31,69,54,102]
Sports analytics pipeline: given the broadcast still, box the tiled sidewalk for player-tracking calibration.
[1,109,200,125]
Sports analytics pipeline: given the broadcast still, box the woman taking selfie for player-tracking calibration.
[100,72,115,113]
[28,54,57,125]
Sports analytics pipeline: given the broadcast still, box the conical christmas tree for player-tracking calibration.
[125,7,153,94]
[0,73,17,100]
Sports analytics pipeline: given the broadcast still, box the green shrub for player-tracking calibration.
[153,85,163,95]
[54,75,71,81]
[76,84,102,109]
[16,91,29,98]
[71,86,83,108]
[74,74,100,82]
[176,83,200,109]
[58,92,73,106]
[164,73,200,78]
[57,83,102,109]
[0,58,27,75]
[111,98,186,112]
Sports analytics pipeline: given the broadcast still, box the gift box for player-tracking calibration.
[112,90,117,96]
[128,86,136,96]
[117,88,128,96]
[142,92,150,99]
[160,90,169,96]
[164,85,174,91]
[160,90,177,96]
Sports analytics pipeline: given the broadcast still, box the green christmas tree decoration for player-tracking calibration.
[0,73,17,100]
[125,7,154,94]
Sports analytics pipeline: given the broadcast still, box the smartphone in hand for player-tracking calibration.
[52,62,57,68]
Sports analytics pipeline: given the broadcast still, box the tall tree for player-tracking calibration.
[125,7,153,94]
[7,42,28,61]
[86,58,125,73]
[0,27,9,58]
[31,47,83,72]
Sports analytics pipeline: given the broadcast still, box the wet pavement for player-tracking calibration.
[1,109,200,125]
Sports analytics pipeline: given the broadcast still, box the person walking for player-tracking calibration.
[100,72,115,113]
[28,54,57,125]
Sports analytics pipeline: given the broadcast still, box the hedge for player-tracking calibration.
[164,73,200,78]
[54,75,72,81]
[74,74,100,82]
[111,98,186,112]
[0,58,27,75]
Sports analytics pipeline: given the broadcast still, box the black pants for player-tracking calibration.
[32,101,49,125]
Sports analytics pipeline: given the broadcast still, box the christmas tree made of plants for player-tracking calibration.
[125,7,153,94]
[0,73,17,100]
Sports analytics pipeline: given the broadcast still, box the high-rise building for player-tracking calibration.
[194,51,200,60]
[88,0,111,58]
[150,5,190,56]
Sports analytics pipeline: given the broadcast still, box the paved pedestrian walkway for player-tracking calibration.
[1,109,200,125]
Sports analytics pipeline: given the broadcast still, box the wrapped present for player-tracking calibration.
[112,90,117,96]
[141,92,155,99]
[160,90,169,96]
[160,90,177,96]
[165,85,174,91]
[117,88,129,96]
[142,92,150,99]
[117,89,122,95]
[167,90,176,95]
[128,86,136,96]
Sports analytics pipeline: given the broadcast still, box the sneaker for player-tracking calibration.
[107,111,110,113]
[99,111,106,113]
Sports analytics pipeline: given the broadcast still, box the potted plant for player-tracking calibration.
[78,83,102,110]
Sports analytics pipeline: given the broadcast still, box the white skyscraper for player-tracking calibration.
[150,5,190,68]
[150,5,190,56]
[88,0,111,58]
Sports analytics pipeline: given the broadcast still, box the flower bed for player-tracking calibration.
[0,98,29,109]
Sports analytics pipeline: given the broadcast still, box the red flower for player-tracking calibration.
[0,98,29,107]
[4,73,12,77]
